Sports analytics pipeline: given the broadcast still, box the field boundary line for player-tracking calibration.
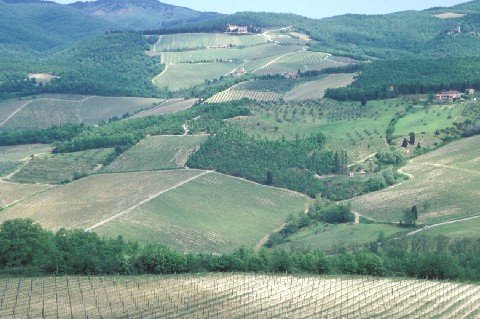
[85,170,213,231]
[152,64,169,85]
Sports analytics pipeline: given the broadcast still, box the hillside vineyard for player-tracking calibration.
[0,0,480,317]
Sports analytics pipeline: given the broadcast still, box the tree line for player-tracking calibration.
[1,219,479,282]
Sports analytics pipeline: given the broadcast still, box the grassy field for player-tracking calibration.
[0,169,204,230]
[154,33,266,51]
[0,181,51,209]
[130,98,197,119]
[153,63,237,92]
[284,73,356,100]
[229,99,400,163]
[95,172,307,253]
[9,149,114,185]
[279,222,406,252]
[412,217,480,239]
[105,135,208,172]
[0,274,477,319]
[0,96,165,129]
[0,144,51,177]
[350,136,480,224]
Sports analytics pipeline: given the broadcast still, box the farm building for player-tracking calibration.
[226,24,248,35]
[467,88,475,95]
[283,72,299,79]
[435,90,462,102]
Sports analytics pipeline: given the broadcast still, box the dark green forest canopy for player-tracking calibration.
[326,57,480,101]
[1,218,479,282]
[0,33,164,98]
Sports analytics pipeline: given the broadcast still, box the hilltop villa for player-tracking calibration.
[226,24,248,35]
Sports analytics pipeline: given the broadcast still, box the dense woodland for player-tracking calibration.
[188,128,333,197]
[326,57,480,101]
[1,219,478,282]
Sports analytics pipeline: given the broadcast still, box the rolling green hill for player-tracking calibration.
[70,0,223,30]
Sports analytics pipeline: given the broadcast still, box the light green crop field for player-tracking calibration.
[0,96,164,129]
[1,274,478,319]
[105,135,208,172]
[0,181,52,209]
[95,172,308,253]
[284,73,356,100]
[161,44,302,64]
[0,144,51,177]
[350,136,480,224]
[9,149,114,185]
[413,217,480,239]
[153,63,237,92]
[0,169,204,230]
[257,51,347,74]
[395,104,465,136]
[130,98,197,119]
[207,89,282,103]
[229,99,402,163]
[154,33,266,51]
[279,222,407,252]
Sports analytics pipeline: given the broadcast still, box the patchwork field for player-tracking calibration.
[0,169,204,230]
[130,98,197,119]
[0,96,164,129]
[0,274,477,319]
[279,222,406,252]
[95,172,307,253]
[105,135,208,172]
[153,33,267,51]
[0,144,51,177]
[350,136,480,224]
[9,149,114,185]
[229,99,400,163]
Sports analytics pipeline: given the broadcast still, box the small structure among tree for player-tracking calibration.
[226,24,248,35]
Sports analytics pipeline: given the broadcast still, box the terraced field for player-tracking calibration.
[0,96,164,129]
[0,170,204,230]
[9,149,114,185]
[95,172,307,253]
[153,63,237,92]
[105,135,208,172]
[350,136,480,224]
[130,99,197,119]
[0,274,477,319]
[154,33,266,51]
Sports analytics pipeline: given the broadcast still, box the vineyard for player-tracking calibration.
[284,73,356,100]
[105,135,208,172]
[0,169,205,230]
[0,100,28,125]
[95,172,307,253]
[0,144,51,177]
[350,135,480,224]
[9,149,114,185]
[130,99,197,119]
[206,74,355,104]
[0,274,477,318]
[0,96,165,130]
[153,63,237,92]
[0,181,51,209]
[153,33,266,51]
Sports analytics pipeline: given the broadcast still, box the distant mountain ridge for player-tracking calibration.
[69,0,224,29]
